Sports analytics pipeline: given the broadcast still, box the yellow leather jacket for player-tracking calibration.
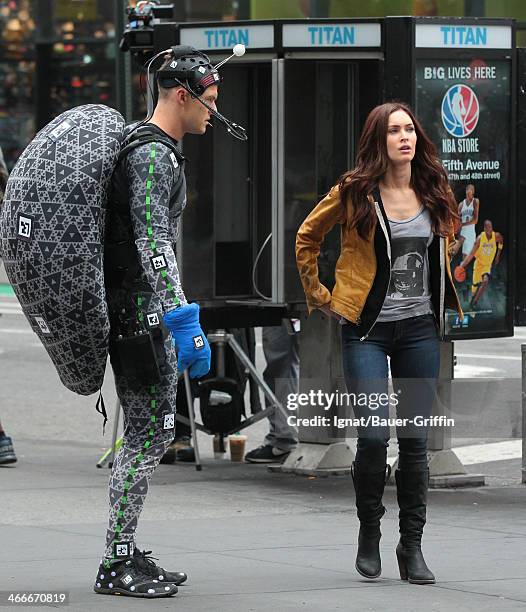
[296,184,463,340]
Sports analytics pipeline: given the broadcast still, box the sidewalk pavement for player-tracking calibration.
[1,302,526,610]
[2,434,526,612]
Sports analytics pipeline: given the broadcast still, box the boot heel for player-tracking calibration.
[396,551,408,581]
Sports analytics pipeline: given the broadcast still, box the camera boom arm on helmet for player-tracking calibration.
[154,45,247,141]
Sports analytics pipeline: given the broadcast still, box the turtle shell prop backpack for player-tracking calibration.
[0,104,181,396]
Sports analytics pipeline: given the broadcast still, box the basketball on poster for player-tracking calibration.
[416,58,511,338]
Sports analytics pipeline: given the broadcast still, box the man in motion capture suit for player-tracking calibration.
[93,46,221,598]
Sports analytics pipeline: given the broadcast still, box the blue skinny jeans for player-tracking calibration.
[341,314,440,472]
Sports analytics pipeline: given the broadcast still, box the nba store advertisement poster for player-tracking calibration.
[415,58,511,337]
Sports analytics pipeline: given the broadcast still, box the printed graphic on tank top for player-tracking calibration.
[389,238,426,298]
[377,207,434,323]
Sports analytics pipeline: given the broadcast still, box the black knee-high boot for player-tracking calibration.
[395,468,435,584]
[351,462,391,579]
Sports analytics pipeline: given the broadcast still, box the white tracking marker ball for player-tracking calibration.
[233,44,246,57]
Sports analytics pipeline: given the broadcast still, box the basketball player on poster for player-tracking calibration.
[450,184,480,258]
[456,219,504,309]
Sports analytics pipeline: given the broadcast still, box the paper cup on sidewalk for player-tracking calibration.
[228,435,247,462]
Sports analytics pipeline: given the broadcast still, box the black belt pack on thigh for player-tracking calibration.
[111,325,167,389]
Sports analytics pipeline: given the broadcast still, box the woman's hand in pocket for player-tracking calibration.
[319,304,340,321]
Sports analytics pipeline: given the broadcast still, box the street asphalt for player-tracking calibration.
[1,294,526,611]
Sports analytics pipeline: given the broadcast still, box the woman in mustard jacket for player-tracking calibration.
[296,102,462,585]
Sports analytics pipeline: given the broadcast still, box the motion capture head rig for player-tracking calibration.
[146,44,248,141]
[118,2,247,140]
[157,47,221,96]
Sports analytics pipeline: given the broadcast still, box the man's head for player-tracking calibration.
[154,46,220,137]
[157,79,218,136]
[484,219,493,236]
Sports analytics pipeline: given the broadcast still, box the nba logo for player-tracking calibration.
[441,84,479,137]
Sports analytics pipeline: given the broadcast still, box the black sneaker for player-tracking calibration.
[133,549,188,586]
[93,557,178,598]
[244,445,291,464]
[0,436,17,465]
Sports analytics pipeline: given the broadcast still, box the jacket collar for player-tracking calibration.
[368,188,392,241]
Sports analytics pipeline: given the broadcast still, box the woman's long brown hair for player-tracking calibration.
[338,102,458,239]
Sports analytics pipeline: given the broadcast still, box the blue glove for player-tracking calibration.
[163,303,211,379]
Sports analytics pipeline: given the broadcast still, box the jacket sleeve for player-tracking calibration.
[295,184,346,313]
[125,141,187,313]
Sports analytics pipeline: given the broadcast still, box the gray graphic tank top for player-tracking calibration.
[376,206,434,322]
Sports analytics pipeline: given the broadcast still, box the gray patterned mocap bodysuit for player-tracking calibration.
[103,123,187,562]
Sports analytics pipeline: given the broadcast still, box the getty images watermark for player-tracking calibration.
[277,377,524,439]
[285,390,455,429]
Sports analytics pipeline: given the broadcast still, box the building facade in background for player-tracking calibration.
[0,0,525,168]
